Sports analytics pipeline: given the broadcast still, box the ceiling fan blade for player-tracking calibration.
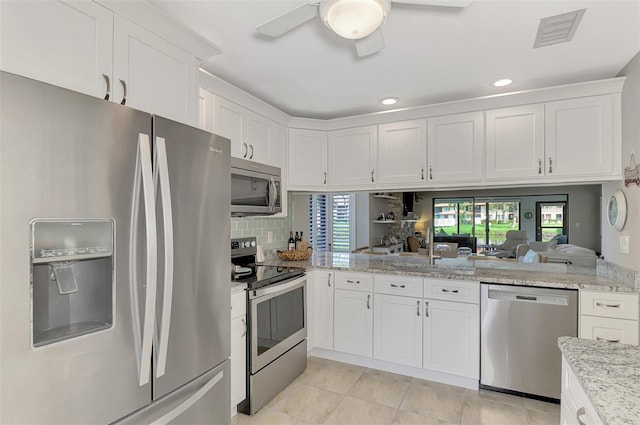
[392,0,472,7]
[256,1,319,37]
[355,29,385,57]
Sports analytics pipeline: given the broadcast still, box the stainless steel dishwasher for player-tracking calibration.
[480,283,578,401]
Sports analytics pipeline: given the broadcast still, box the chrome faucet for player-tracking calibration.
[427,227,434,266]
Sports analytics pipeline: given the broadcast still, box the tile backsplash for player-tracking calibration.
[230,216,292,250]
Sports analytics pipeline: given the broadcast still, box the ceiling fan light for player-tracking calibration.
[321,0,389,40]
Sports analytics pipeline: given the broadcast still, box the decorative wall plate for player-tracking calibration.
[607,190,627,231]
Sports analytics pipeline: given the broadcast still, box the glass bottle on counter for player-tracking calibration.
[294,231,300,249]
[288,231,295,251]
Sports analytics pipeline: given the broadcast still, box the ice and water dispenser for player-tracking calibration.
[31,219,114,347]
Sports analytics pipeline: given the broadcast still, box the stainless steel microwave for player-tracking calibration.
[231,157,281,216]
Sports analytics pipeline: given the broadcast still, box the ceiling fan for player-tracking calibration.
[256,0,472,57]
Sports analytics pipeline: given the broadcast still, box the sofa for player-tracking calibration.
[516,236,597,267]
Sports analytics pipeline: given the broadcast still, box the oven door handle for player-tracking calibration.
[250,276,306,299]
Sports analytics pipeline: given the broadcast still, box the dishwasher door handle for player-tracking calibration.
[487,289,569,306]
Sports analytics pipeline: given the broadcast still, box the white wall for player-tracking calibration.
[602,51,640,271]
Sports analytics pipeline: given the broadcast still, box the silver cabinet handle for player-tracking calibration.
[102,74,110,100]
[155,137,174,379]
[441,288,459,294]
[241,318,247,337]
[323,171,327,184]
[371,169,375,182]
[367,294,370,309]
[596,302,621,308]
[249,144,254,159]
[327,273,331,287]
[421,166,425,180]
[548,157,553,173]
[596,336,620,343]
[346,279,361,284]
[425,301,429,317]
[119,79,127,105]
[242,143,248,158]
[538,158,542,174]
[576,407,586,425]
[429,165,433,180]
[390,283,406,288]
[417,300,420,316]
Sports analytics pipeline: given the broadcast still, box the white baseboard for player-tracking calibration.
[309,348,479,391]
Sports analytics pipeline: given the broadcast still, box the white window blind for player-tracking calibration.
[309,194,328,252]
[331,194,351,252]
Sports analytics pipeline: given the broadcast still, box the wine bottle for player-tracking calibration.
[294,231,300,249]
[288,231,295,251]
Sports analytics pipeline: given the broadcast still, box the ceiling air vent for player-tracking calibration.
[533,9,586,48]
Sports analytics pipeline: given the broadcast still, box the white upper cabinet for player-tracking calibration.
[213,95,245,158]
[545,95,616,178]
[244,110,272,164]
[0,0,113,99]
[485,104,545,180]
[377,119,427,184]
[427,112,484,183]
[327,126,377,187]
[198,88,214,132]
[288,129,328,189]
[114,16,198,126]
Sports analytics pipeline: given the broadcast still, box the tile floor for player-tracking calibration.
[232,356,561,425]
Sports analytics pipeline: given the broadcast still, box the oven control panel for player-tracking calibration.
[231,237,257,258]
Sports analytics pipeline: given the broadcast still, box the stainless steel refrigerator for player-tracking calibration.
[0,71,231,424]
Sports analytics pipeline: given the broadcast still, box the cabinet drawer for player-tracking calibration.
[424,279,479,304]
[580,291,638,320]
[374,275,423,298]
[231,291,247,319]
[335,272,373,293]
[562,357,604,425]
[579,315,639,345]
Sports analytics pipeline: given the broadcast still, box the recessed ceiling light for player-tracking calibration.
[380,97,399,106]
[494,79,513,87]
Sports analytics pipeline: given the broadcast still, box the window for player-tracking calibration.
[309,193,355,252]
[536,201,566,242]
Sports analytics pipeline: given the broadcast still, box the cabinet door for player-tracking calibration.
[579,316,639,345]
[423,299,479,379]
[230,315,247,408]
[0,0,113,99]
[113,16,198,126]
[288,129,328,189]
[378,119,427,184]
[244,111,272,164]
[485,104,545,180]
[334,289,373,357]
[213,95,245,159]
[270,123,288,217]
[427,112,484,183]
[373,294,422,368]
[313,271,335,350]
[545,95,615,177]
[327,126,377,187]
[198,88,213,132]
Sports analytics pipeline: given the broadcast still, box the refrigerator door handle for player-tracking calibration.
[130,133,158,387]
[155,137,174,378]
[149,370,224,425]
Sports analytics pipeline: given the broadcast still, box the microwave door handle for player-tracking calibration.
[268,178,276,212]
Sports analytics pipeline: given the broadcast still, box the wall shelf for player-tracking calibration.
[372,194,397,200]
[372,220,397,224]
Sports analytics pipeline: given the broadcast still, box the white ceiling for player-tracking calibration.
[150,0,640,120]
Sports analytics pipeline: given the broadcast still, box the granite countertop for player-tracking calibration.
[558,337,640,425]
[266,252,637,292]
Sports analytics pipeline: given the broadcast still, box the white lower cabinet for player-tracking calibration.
[579,290,639,345]
[423,299,479,379]
[373,294,422,368]
[230,291,247,409]
[561,357,603,425]
[312,271,334,350]
[334,289,373,357]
